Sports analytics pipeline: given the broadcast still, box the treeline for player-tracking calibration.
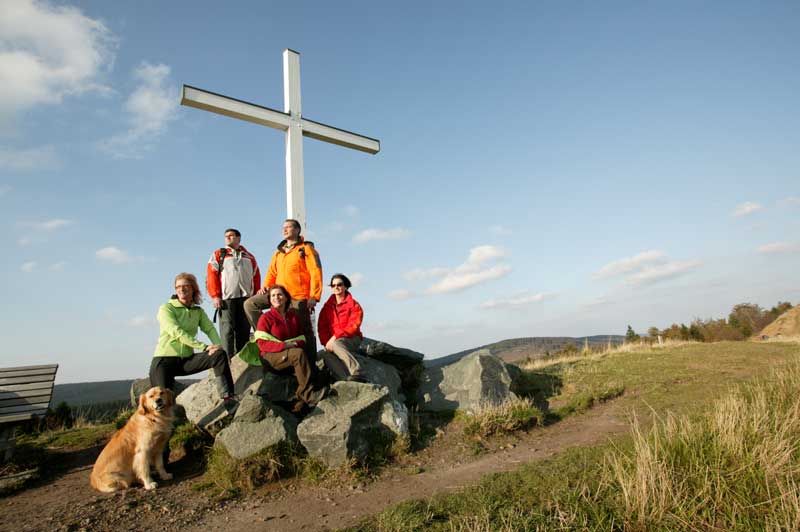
[628,301,793,343]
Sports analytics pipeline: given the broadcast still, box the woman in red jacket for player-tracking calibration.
[317,273,367,382]
[256,285,327,411]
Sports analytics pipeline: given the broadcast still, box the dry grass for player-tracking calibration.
[519,338,698,371]
[606,362,800,530]
[459,397,544,437]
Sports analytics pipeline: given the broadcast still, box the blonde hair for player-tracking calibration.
[174,272,202,305]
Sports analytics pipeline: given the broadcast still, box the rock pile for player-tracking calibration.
[133,339,520,468]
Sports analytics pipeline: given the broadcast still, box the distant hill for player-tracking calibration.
[427,336,625,367]
[760,306,800,338]
[53,378,198,407]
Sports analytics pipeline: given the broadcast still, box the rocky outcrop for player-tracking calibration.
[215,394,298,460]
[359,338,425,393]
[297,382,408,468]
[415,349,516,412]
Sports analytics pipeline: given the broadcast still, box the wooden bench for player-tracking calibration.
[0,364,59,463]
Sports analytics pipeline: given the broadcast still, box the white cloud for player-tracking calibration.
[349,272,363,287]
[779,196,800,208]
[595,250,701,286]
[48,261,66,271]
[99,62,178,158]
[594,250,667,279]
[403,267,450,281]
[627,260,702,286]
[402,245,511,295]
[20,218,73,231]
[20,261,36,272]
[343,205,359,217]
[481,291,552,310]
[490,225,512,236]
[17,236,31,246]
[0,145,60,171]
[757,242,799,255]
[426,264,512,294]
[732,201,763,218]
[95,246,130,264]
[128,315,155,327]
[0,0,115,120]
[352,227,410,244]
[388,289,413,301]
[0,184,10,196]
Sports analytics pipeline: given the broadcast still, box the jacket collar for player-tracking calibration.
[276,236,305,252]
[169,296,196,309]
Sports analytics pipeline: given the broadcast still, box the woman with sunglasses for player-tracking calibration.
[317,273,367,382]
[256,284,328,413]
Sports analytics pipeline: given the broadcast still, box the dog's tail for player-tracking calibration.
[90,470,129,493]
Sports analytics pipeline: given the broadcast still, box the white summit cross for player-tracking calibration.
[180,48,380,230]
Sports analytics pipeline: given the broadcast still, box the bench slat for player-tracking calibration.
[0,410,48,424]
[0,382,54,394]
[0,374,57,386]
[0,389,53,401]
[0,402,51,415]
[0,368,58,380]
[0,394,53,407]
[0,364,58,375]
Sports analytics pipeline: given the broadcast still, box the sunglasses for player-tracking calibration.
[330,283,345,287]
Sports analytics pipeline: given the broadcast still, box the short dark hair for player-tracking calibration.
[330,273,352,289]
[224,228,241,237]
[269,284,292,314]
[284,219,301,233]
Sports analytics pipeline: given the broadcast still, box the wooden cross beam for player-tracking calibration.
[181,48,380,230]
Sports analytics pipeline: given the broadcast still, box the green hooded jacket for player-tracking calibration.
[153,297,222,358]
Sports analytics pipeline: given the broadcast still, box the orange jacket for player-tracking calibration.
[264,237,322,301]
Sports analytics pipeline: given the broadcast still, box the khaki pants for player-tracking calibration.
[322,336,363,380]
[260,347,315,404]
[244,295,318,361]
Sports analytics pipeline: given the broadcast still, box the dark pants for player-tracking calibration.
[149,350,234,398]
[261,347,315,404]
[244,296,318,361]
[219,297,250,359]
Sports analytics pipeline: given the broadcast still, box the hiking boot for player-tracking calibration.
[307,385,330,408]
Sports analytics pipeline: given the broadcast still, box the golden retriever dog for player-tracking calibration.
[90,387,175,492]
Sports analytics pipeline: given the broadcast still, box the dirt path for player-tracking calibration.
[0,403,627,532]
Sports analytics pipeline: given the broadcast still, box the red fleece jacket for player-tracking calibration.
[318,293,364,346]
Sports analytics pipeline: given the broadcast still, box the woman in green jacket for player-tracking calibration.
[149,272,235,401]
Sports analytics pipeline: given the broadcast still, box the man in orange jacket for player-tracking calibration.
[244,219,322,360]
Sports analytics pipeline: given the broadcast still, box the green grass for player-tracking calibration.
[343,340,800,531]
[459,397,545,437]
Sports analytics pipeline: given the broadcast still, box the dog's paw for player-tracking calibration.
[144,481,158,490]
[160,472,173,481]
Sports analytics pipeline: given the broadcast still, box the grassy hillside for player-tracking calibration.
[347,339,800,531]
[429,335,625,366]
[52,378,198,407]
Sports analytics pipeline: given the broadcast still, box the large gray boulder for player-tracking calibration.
[215,394,298,460]
[416,349,516,412]
[356,355,403,401]
[176,356,263,434]
[359,338,425,392]
[297,382,409,468]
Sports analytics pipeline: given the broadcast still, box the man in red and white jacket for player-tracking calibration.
[206,228,260,360]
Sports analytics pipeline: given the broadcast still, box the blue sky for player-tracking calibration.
[1,0,798,383]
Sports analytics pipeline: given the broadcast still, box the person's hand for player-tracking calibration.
[207,345,223,356]
[212,297,223,309]
[258,286,269,295]
[307,297,317,309]
[325,336,336,352]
